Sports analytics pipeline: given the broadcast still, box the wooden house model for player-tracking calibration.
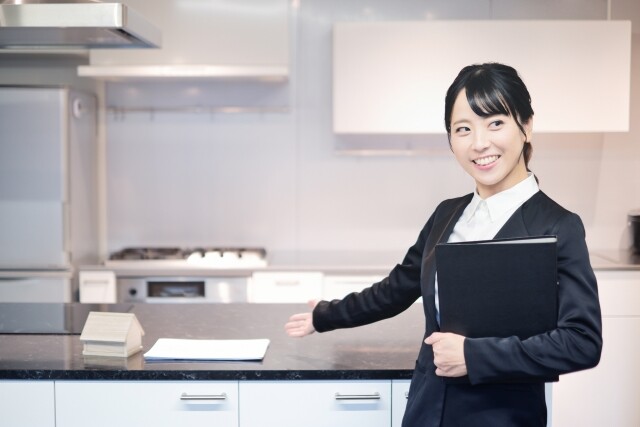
[80,312,145,358]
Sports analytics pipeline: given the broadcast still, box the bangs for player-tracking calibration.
[465,77,514,119]
[444,63,534,140]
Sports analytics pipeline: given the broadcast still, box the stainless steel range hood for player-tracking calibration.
[0,0,161,49]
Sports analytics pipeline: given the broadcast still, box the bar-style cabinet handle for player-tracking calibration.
[180,392,227,401]
[273,280,301,286]
[334,392,381,400]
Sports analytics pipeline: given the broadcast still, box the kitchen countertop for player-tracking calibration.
[0,303,423,381]
[73,249,640,277]
[589,249,640,270]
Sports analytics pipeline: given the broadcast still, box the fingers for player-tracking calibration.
[284,312,315,337]
[424,332,443,345]
[425,333,467,377]
[288,313,308,322]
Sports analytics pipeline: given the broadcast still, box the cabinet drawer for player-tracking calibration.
[0,277,71,303]
[0,381,55,427]
[240,380,391,427]
[391,380,410,427]
[248,272,323,303]
[55,381,238,427]
[323,275,383,300]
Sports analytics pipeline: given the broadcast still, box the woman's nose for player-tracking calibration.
[472,130,490,151]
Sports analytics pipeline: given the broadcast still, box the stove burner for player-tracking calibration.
[109,247,267,262]
[109,247,185,261]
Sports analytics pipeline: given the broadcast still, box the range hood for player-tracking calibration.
[0,0,161,49]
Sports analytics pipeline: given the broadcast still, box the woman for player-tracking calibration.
[285,63,602,427]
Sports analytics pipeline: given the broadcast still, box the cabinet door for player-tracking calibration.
[247,272,323,303]
[240,380,391,427]
[552,317,640,427]
[594,270,640,317]
[0,88,69,268]
[391,380,410,427]
[334,21,631,133]
[552,271,640,426]
[0,381,55,427]
[391,380,552,427]
[55,381,238,427]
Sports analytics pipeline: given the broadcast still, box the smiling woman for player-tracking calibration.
[285,62,602,427]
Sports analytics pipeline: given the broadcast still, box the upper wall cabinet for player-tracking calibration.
[333,21,631,134]
[78,0,289,81]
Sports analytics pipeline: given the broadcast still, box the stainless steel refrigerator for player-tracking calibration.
[0,86,99,302]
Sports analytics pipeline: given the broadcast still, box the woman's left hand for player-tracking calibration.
[425,332,467,377]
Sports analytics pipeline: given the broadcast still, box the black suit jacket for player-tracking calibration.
[313,191,602,427]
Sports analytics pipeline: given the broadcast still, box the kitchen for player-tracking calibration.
[1,0,640,426]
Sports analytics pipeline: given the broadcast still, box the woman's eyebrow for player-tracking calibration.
[452,118,470,127]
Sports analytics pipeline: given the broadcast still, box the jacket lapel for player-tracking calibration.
[422,194,471,330]
[493,193,537,239]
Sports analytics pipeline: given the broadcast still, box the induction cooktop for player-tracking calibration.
[0,303,134,334]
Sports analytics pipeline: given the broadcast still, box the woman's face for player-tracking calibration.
[449,89,532,199]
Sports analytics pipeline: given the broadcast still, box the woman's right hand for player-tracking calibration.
[284,300,319,338]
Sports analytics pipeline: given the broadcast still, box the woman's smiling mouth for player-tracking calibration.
[473,155,500,166]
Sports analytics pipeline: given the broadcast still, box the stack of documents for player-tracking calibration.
[144,338,270,361]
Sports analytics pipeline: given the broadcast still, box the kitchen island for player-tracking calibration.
[0,302,422,427]
[0,302,421,380]
[3,261,640,427]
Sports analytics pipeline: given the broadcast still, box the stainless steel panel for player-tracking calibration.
[117,277,248,303]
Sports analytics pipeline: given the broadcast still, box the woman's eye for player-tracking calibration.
[490,120,504,128]
[455,126,470,134]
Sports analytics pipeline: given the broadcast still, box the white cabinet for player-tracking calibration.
[391,380,410,427]
[248,272,323,303]
[0,381,55,427]
[333,21,631,134]
[78,270,116,303]
[322,274,384,300]
[552,270,640,427]
[55,381,239,427]
[78,0,289,79]
[0,275,71,303]
[239,380,391,427]
[0,87,98,270]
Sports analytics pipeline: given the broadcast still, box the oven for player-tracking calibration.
[80,246,265,304]
[117,276,249,303]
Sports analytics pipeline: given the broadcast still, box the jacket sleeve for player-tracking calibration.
[312,217,430,333]
[464,212,603,384]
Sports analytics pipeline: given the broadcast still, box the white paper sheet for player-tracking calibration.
[143,338,270,361]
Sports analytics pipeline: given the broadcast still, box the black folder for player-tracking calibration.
[435,235,559,384]
[436,235,558,340]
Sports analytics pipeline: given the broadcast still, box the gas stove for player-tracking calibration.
[105,247,268,268]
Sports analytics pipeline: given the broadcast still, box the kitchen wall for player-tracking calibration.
[104,0,640,265]
[2,0,638,267]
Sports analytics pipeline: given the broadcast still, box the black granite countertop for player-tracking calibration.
[0,303,423,381]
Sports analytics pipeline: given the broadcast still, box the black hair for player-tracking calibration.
[444,63,535,169]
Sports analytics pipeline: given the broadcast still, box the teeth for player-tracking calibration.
[474,155,499,166]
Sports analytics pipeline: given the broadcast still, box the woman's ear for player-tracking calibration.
[524,117,533,142]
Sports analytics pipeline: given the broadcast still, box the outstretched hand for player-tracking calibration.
[284,300,319,338]
[424,332,467,377]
